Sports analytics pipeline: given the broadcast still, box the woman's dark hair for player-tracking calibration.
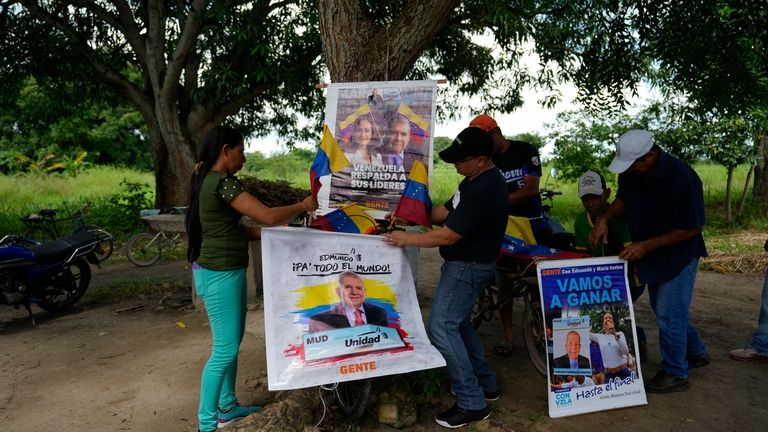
[185,125,244,263]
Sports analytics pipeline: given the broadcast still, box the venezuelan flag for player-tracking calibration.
[393,160,432,227]
[309,125,350,198]
[338,103,372,131]
[337,103,373,145]
[311,204,378,234]
[397,103,430,146]
[500,216,588,260]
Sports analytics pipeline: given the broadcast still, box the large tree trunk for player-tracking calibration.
[317,0,460,81]
[725,165,734,226]
[144,115,195,207]
[737,164,754,217]
[154,135,195,207]
[754,133,768,205]
[153,96,197,207]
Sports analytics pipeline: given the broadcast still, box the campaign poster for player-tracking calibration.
[537,256,647,417]
[319,81,437,218]
[261,227,445,390]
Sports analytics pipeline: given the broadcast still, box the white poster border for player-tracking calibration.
[319,80,437,218]
[536,256,648,417]
[261,227,445,390]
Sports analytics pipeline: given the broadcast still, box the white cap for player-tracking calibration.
[608,130,654,173]
[578,170,605,198]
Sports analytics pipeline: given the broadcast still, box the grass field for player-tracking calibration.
[0,166,152,236]
[1,161,764,254]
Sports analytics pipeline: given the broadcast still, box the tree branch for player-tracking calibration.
[19,1,153,122]
[111,0,148,67]
[73,0,148,72]
[164,0,207,100]
[264,0,298,14]
[145,0,167,94]
[380,0,461,79]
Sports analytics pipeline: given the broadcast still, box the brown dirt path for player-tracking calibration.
[1,250,767,431]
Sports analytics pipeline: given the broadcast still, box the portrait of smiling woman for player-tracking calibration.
[344,115,383,166]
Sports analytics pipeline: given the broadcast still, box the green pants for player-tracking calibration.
[193,266,247,432]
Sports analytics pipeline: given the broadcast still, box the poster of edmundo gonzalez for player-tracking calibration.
[261,227,445,390]
[536,256,647,418]
[319,81,436,217]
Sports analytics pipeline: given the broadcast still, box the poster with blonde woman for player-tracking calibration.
[321,81,436,217]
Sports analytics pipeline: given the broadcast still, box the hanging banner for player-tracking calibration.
[318,81,437,218]
[261,227,445,390]
[537,256,647,417]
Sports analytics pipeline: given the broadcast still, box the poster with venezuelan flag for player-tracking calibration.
[320,81,437,218]
[261,227,445,390]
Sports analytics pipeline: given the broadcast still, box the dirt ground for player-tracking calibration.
[1,248,767,432]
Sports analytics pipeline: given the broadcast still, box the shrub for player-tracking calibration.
[88,180,153,238]
[239,176,310,207]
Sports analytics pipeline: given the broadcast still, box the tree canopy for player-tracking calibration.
[1,0,326,205]
[0,77,150,173]
[2,1,767,206]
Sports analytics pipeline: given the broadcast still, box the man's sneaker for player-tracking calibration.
[644,370,689,393]
[730,347,768,362]
[687,351,711,369]
[435,403,490,428]
[217,404,262,428]
[449,389,499,401]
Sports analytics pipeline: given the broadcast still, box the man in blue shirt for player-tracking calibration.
[590,129,709,393]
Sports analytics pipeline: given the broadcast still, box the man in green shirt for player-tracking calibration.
[574,170,632,257]
[573,170,646,359]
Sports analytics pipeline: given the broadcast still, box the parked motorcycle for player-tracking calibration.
[0,231,101,324]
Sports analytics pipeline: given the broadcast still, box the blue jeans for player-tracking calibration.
[193,267,248,432]
[749,270,768,354]
[630,283,646,343]
[647,258,707,378]
[429,260,497,411]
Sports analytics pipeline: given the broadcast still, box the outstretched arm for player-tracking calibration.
[230,192,317,226]
[382,225,462,248]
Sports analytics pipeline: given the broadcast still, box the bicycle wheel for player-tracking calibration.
[334,378,371,420]
[23,225,56,244]
[81,224,114,262]
[522,295,549,377]
[472,285,495,330]
[125,233,162,267]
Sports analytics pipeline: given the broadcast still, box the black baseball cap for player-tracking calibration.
[439,127,494,163]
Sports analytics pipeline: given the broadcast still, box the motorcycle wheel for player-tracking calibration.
[125,233,162,267]
[472,285,495,330]
[81,224,114,263]
[37,257,91,312]
[522,295,549,377]
[334,378,371,420]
